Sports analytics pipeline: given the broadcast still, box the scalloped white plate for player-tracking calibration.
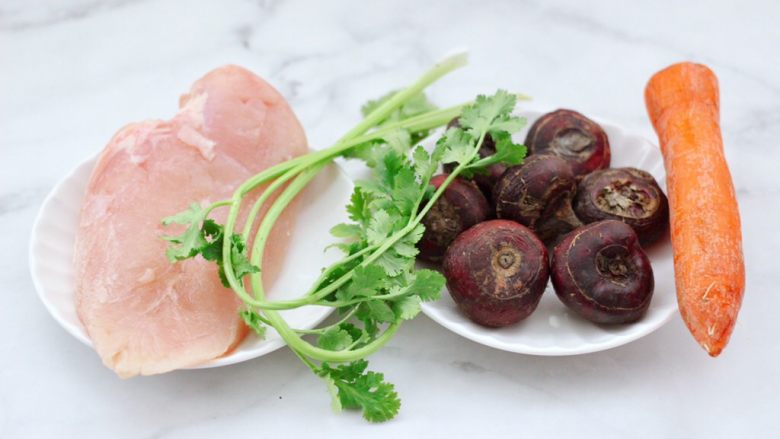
[29,156,351,368]
[421,109,676,356]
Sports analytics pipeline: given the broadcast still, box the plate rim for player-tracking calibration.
[29,153,95,346]
[421,303,677,356]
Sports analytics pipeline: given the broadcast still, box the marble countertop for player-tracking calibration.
[2,0,778,437]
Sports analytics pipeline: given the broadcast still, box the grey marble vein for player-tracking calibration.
[0,188,47,217]
[0,0,142,32]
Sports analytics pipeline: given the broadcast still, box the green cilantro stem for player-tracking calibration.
[240,159,317,253]
[204,200,232,215]
[303,245,375,296]
[248,162,328,299]
[293,307,358,335]
[316,283,416,308]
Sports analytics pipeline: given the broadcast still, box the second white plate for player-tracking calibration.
[421,109,677,356]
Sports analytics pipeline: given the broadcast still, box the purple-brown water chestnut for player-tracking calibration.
[573,167,669,246]
[494,155,582,244]
[551,220,654,324]
[525,109,610,178]
[442,220,549,327]
[418,174,491,263]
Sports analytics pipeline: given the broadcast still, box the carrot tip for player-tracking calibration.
[702,342,722,357]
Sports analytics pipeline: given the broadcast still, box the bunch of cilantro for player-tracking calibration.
[161,54,527,422]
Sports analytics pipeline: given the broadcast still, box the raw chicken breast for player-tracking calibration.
[74,66,308,378]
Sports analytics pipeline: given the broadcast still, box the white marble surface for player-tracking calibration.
[2,0,779,437]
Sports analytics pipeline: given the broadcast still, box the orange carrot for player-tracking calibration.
[645,62,745,357]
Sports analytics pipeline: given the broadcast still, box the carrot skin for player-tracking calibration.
[645,63,745,357]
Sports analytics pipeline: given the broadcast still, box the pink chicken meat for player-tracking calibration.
[73,66,308,377]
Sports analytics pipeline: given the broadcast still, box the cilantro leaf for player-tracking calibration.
[344,129,412,168]
[229,234,260,283]
[161,203,209,262]
[411,269,445,302]
[412,146,434,182]
[438,89,528,180]
[167,214,260,288]
[390,167,419,217]
[366,210,393,245]
[346,187,368,224]
[199,219,225,262]
[488,114,527,134]
[161,202,205,226]
[392,295,421,320]
[391,240,419,258]
[330,223,362,239]
[439,127,476,166]
[324,377,343,412]
[458,89,517,135]
[374,250,412,276]
[318,327,354,351]
[404,223,425,245]
[375,149,406,189]
[381,129,413,155]
[489,129,527,166]
[341,139,383,168]
[466,125,528,172]
[339,322,364,338]
[240,310,267,338]
[336,264,386,302]
[357,300,395,323]
[388,223,423,260]
[319,360,400,423]
[358,90,438,148]
[324,359,368,381]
